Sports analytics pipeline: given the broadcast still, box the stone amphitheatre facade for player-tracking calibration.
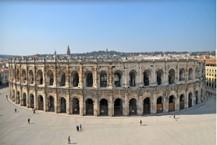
[8,53,206,116]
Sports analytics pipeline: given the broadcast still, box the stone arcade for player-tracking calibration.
[8,54,206,116]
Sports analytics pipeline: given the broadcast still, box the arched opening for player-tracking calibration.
[72,98,79,114]
[71,71,79,87]
[86,99,94,115]
[168,95,175,112]
[22,93,26,106]
[28,70,34,84]
[86,72,93,87]
[114,71,122,87]
[114,98,123,116]
[16,69,20,82]
[48,96,55,112]
[38,95,44,110]
[143,98,150,114]
[143,70,150,86]
[100,71,107,87]
[157,97,163,113]
[179,94,185,110]
[21,70,27,83]
[168,69,175,84]
[30,94,34,108]
[129,98,137,115]
[188,68,193,80]
[47,70,54,86]
[156,69,163,85]
[17,91,20,104]
[129,70,136,87]
[60,72,66,86]
[188,92,192,107]
[60,97,66,113]
[195,91,198,104]
[195,67,200,79]
[36,70,43,85]
[179,68,185,81]
[100,99,108,116]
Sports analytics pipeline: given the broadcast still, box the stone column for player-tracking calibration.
[55,94,59,113]
[123,94,129,116]
[151,96,156,114]
[151,64,156,86]
[175,94,179,111]
[163,97,168,113]
[80,96,84,115]
[124,65,128,88]
[108,96,113,116]
[66,94,70,114]
[138,63,142,87]
[137,96,143,115]
[185,91,188,108]
[108,66,113,88]
[34,92,38,110]
[43,95,47,112]
[94,97,99,116]
[93,66,97,88]
[79,65,83,88]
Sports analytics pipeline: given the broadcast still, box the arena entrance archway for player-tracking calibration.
[22,93,26,106]
[168,95,175,112]
[195,91,198,104]
[38,95,44,110]
[72,98,79,114]
[188,92,192,108]
[179,94,185,110]
[17,92,20,104]
[157,97,163,113]
[86,99,94,115]
[29,94,34,108]
[60,97,66,113]
[129,98,137,115]
[48,96,55,112]
[114,98,123,116]
[143,98,150,114]
[100,99,108,116]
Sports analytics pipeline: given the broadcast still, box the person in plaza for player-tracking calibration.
[173,112,176,119]
[67,136,71,144]
[14,108,17,113]
[76,125,79,132]
[27,118,30,124]
[6,95,8,101]
[139,120,142,125]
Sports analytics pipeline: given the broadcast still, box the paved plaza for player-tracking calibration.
[0,87,215,145]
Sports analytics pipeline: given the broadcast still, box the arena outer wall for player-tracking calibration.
[8,56,206,116]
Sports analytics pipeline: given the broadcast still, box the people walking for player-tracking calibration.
[67,136,71,144]
[14,108,17,113]
[139,120,142,125]
[76,125,79,132]
[173,113,176,119]
[28,118,30,124]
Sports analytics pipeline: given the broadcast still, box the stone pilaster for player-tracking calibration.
[151,97,156,114]
[108,97,113,116]
[94,98,99,116]
[80,96,84,115]
[137,96,143,115]
[163,97,168,113]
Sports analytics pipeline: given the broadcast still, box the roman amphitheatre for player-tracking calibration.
[0,53,215,145]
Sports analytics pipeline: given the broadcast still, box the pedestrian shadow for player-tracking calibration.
[68,142,77,144]
[141,124,147,126]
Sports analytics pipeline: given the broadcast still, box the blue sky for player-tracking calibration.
[0,0,215,55]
